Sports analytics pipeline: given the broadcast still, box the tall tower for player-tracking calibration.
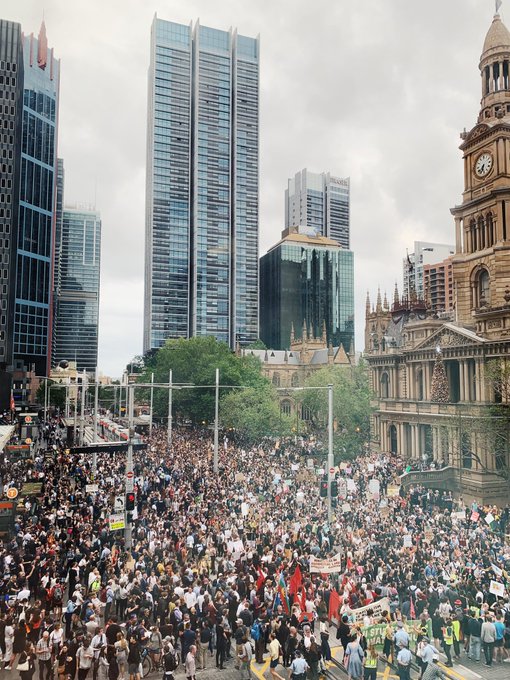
[144,17,260,353]
[284,169,350,249]
[14,21,60,375]
[451,10,510,337]
[0,20,24,409]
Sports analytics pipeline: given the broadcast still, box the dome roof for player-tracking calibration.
[482,14,510,55]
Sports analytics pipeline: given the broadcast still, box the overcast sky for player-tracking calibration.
[4,0,500,377]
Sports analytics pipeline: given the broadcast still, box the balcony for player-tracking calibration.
[400,466,459,492]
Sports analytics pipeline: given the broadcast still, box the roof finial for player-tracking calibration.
[383,291,389,310]
[366,290,371,314]
[290,322,295,344]
[321,319,327,344]
[376,287,382,312]
[496,0,502,17]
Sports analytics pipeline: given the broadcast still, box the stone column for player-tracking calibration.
[424,363,430,400]
[432,427,438,461]
[455,217,462,253]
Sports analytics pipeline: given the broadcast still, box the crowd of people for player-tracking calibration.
[0,418,508,680]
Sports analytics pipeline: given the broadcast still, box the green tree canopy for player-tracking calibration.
[220,382,293,440]
[139,337,268,424]
[298,361,373,461]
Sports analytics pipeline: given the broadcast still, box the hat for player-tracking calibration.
[454,600,462,605]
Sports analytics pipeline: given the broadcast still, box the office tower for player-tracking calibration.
[144,17,259,353]
[0,20,24,409]
[423,256,454,313]
[14,21,59,375]
[259,225,354,351]
[51,157,64,363]
[285,169,350,248]
[402,241,454,301]
[53,207,101,372]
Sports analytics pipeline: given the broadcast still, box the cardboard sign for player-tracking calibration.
[109,513,125,531]
[485,512,495,525]
[471,511,480,522]
[351,597,390,623]
[489,580,506,597]
[403,534,413,548]
[86,484,99,493]
[387,485,400,497]
[342,502,351,513]
[309,553,343,574]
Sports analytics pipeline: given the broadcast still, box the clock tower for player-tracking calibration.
[452,10,510,337]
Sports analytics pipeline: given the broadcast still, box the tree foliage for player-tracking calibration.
[36,380,66,410]
[220,382,293,440]
[298,361,373,461]
[139,337,268,424]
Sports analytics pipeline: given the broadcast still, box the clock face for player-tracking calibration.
[475,152,493,177]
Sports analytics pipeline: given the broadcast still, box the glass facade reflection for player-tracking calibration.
[260,232,354,351]
[53,208,101,372]
[144,18,259,352]
[285,169,350,249]
[14,22,59,374]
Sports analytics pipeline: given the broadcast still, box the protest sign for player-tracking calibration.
[403,534,413,548]
[309,553,343,574]
[109,513,125,531]
[342,502,351,513]
[471,511,480,522]
[351,597,390,623]
[489,580,506,597]
[485,512,495,525]
[347,479,357,492]
[387,485,400,497]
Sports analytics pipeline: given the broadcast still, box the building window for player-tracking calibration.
[473,267,490,308]
[280,399,291,416]
[416,368,424,401]
[380,372,390,399]
[291,372,299,387]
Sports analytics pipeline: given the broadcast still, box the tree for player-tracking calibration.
[298,361,373,461]
[245,339,267,350]
[430,349,449,403]
[220,382,293,440]
[36,380,66,411]
[138,337,268,424]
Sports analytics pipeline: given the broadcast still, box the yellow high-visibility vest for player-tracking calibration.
[365,657,378,668]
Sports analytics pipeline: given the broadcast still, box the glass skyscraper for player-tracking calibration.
[0,20,24,409]
[53,207,101,372]
[285,169,350,249]
[14,21,59,375]
[260,227,354,351]
[144,17,259,353]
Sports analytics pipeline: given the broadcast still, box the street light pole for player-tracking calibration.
[214,368,219,474]
[149,372,154,433]
[167,369,172,449]
[79,371,86,446]
[328,383,334,523]
[125,384,134,550]
[93,368,99,473]
[44,378,48,422]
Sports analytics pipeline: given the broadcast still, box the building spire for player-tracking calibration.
[321,319,327,344]
[393,282,400,306]
[302,318,308,342]
[376,287,382,312]
[38,16,48,69]
[383,291,389,310]
[290,322,295,344]
[366,290,371,315]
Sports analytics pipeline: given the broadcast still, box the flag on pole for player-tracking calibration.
[289,564,303,596]
[256,567,267,591]
[277,571,290,614]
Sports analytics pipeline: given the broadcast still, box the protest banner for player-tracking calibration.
[309,553,343,574]
[361,619,420,648]
[351,597,390,623]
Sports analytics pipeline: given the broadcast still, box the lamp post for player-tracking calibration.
[327,384,334,522]
[149,372,154,433]
[167,369,172,449]
[125,384,134,550]
[79,370,86,446]
[214,368,219,474]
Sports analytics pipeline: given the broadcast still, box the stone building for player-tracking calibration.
[241,321,352,417]
[365,11,510,505]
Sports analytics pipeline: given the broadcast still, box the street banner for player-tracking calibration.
[351,597,390,623]
[361,619,420,647]
[309,553,343,574]
[489,580,506,597]
[109,513,125,531]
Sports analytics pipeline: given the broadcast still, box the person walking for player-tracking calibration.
[288,649,309,680]
[345,635,364,680]
[269,633,285,680]
[237,635,253,680]
[481,615,496,667]
[35,631,52,680]
[77,639,95,680]
[363,644,378,680]
[184,645,196,680]
[396,641,412,680]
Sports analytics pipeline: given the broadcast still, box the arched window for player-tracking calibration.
[291,372,299,387]
[473,268,490,309]
[301,406,312,421]
[380,372,390,399]
[280,400,291,416]
[272,373,280,387]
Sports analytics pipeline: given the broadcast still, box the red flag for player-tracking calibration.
[289,564,303,596]
[409,596,416,620]
[256,567,267,590]
[328,588,340,621]
[346,557,353,570]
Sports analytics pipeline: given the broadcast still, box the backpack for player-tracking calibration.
[99,587,107,603]
[53,585,63,603]
[164,651,177,672]
[250,622,261,641]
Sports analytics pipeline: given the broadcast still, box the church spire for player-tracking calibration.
[393,282,400,306]
[376,287,382,312]
[383,291,389,310]
[290,322,295,344]
[321,319,327,344]
[479,6,510,123]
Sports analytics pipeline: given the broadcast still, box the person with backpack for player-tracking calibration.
[162,643,178,680]
[251,617,265,664]
[237,634,253,680]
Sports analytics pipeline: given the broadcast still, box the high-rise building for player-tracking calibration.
[144,17,259,353]
[53,207,101,372]
[0,20,24,408]
[423,256,454,313]
[14,21,59,375]
[260,226,354,351]
[285,169,350,248]
[402,241,454,300]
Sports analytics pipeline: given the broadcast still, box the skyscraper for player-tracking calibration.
[285,169,350,248]
[144,16,259,353]
[402,241,454,301]
[259,226,354,351]
[0,20,24,409]
[14,21,59,375]
[53,207,101,372]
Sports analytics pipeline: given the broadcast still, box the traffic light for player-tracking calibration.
[126,492,135,511]
[331,480,338,498]
[320,479,328,498]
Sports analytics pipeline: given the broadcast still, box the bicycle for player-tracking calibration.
[140,646,165,678]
